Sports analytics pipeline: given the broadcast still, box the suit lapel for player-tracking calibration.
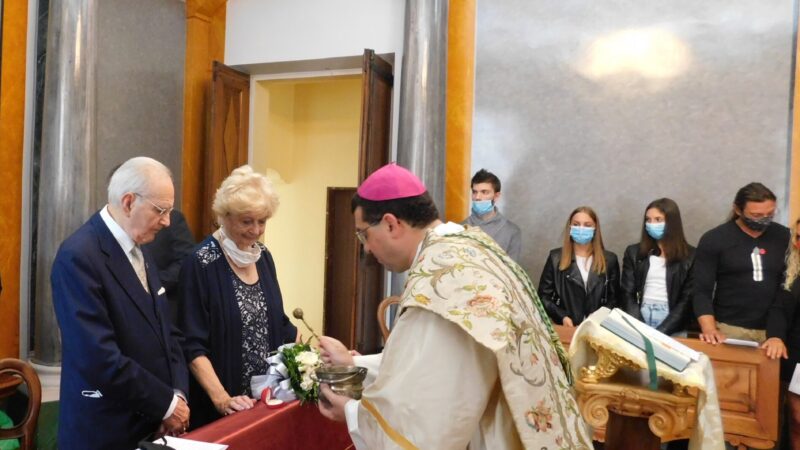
[142,247,170,346]
[92,214,167,347]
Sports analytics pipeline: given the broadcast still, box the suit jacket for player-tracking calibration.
[51,212,189,450]
[143,209,196,323]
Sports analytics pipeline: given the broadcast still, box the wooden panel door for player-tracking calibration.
[358,50,394,181]
[323,188,359,347]
[354,49,393,353]
[204,61,249,235]
[322,50,393,353]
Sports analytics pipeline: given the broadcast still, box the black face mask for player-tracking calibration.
[741,215,772,232]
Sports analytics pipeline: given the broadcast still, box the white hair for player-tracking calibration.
[212,165,279,220]
[107,157,172,207]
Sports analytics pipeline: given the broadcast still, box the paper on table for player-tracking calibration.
[722,338,759,348]
[790,364,800,395]
[160,436,228,450]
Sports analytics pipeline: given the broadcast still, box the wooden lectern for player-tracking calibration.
[557,325,779,450]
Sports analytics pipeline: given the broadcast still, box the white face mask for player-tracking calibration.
[218,227,262,268]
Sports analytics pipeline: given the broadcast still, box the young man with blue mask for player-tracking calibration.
[462,169,522,262]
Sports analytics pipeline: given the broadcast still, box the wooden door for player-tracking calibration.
[204,61,249,235]
[358,50,394,181]
[322,50,393,354]
[323,188,359,347]
[354,49,393,353]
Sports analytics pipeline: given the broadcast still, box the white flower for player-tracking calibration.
[296,351,320,367]
[300,373,315,391]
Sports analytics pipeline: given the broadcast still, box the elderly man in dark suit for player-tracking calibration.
[51,157,190,450]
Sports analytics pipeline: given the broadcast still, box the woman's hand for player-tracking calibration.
[562,317,574,327]
[761,337,788,359]
[214,394,255,416]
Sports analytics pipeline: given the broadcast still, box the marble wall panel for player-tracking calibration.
[474,0,795,280]
[95,0,185,207]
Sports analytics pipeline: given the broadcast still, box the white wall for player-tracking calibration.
[226,0,405,66]
[227,0,404,164]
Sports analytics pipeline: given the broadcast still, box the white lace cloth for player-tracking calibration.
[569,308,724,450]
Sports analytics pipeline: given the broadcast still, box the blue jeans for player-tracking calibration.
[641,302,669,328]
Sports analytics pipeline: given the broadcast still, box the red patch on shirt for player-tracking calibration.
[759,248,767,255]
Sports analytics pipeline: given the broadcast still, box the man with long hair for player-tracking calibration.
[693,182,789,359]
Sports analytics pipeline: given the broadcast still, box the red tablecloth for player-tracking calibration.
[184,400,353,450]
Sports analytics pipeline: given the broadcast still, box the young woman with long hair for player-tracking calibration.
[621,198,695,335]
[778,218,800,449]
[538,206,620,326]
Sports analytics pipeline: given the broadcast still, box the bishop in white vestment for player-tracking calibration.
[318,163,591,450]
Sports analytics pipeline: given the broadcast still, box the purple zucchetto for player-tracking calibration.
[357,163,427,201]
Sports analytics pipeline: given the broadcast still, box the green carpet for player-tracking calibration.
[1,396,57,450]
[36,401,58,450]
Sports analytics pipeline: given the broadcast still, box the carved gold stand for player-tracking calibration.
[575,340,700,449]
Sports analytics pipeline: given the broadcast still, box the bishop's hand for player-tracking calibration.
[317,384,349,422]
[318,336,355,366]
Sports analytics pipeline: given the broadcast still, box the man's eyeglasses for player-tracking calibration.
[135,193,173,217]
[355,223,379,245]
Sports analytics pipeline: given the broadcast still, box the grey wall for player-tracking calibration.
[473,0,796,280]
[95,0,185,207]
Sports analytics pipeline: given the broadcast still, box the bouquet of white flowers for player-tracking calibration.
[251,343,323,404]
[280,343,322,404]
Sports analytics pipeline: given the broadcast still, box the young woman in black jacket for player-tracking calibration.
[777,218,800,448]
[538,206,620,327]
[621,198,695,335]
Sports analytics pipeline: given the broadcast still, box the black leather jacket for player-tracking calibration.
[538,248,620,325]
[620,243,696,335]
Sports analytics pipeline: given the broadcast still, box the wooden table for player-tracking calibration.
[556,325,779,449]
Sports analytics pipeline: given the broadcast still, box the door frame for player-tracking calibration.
[247,69,362,165]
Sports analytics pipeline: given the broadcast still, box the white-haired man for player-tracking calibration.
[52,157,190,450]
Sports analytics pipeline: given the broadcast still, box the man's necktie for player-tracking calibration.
[130,246,150,293]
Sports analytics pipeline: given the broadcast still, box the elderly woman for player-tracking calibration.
[178,165,297,428]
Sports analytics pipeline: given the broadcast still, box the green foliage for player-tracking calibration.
[280,344,319,404]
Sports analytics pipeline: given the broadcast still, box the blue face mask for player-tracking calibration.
[471,199,494,216]
[570,226,595,245]
[645,222,666,240]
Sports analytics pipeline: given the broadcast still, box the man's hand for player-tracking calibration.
[318,384,350,422]
[162,397,190,435]
[562,317,574,327]
[213,395,255,416]
[319,336,355,366]
[697,315,725,345]
[761,337,788,359]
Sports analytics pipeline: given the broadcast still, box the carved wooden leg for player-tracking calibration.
[604,411,660,450]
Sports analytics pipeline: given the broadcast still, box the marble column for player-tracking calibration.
[32,0,97,367]
[393,0,448,295]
